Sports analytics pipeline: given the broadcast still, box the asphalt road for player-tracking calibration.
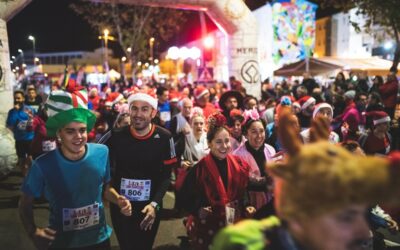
[0,172,188,250]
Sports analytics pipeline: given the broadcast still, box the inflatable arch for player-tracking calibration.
[0,0,261,173]
[0,0,32,175]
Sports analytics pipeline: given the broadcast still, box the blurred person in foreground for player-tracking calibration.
[212,106,400,250]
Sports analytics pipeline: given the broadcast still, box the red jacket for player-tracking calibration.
[379,79,399,108]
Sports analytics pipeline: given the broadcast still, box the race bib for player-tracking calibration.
[160,111,171,122]
[17,120,28,130]
[120,178,151,201]
[63,203,99,231]
[42,140,57,152]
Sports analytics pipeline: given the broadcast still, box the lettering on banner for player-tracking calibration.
[236,48,257,55]
[240,60,260,84]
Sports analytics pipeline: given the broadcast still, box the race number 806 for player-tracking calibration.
[127,190,142,196]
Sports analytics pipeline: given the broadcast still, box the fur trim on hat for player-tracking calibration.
[312,103,333,119]
[127,93,158,110]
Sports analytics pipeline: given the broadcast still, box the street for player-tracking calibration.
[0,172,188,250]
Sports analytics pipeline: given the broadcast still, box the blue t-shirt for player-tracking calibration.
[21,143,112,248]
[6,105,34,141]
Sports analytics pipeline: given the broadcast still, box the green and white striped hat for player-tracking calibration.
[45,88,96,137]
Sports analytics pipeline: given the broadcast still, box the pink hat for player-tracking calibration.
[298,96,316,110]
[312,103,333,119]
[194,86,209,100]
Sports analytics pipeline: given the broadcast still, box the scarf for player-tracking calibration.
[198,154,249,207]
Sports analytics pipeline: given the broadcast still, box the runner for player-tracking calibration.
[6,89,34,176]
[104,92,177,250]
[18,84,131,249]
[178,112,255,250]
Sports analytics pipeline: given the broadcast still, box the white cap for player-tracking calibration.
[127,93,158,110]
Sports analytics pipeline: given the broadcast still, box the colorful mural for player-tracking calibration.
[272,0,317,67]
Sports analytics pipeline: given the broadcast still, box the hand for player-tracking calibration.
[140,204,156,231]
[117,195,132,216]
[245,206,256,217]
[271,151,284,162]
[198,206,212,220]
[387,218,399,233]
[181,161,192,170]
[31,227,56,250]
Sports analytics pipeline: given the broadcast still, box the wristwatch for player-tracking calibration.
[150,201,160,211]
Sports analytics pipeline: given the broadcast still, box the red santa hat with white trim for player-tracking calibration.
[194,85,209,100]
[312,102,333,119]
[292,101,301,109]
[366,111,391,126]
[298,96,316,110]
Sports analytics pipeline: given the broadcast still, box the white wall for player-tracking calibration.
[331,8,373,58]
[253,4,273,81]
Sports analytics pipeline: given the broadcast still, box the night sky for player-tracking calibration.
[7,0,334,58]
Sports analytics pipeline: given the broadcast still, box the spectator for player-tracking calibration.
[24,85,43,114]
[379,72,399,119]
[219,90,244,124]
[359,111,392,156]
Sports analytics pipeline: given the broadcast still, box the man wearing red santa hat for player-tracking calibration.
[359,111,392,156]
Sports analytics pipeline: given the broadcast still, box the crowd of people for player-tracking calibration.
[5,69,400,250]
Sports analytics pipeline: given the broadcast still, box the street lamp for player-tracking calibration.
[103,29,109,61]
[149,37,155,65]
[28,35,36,65]
[100,29,112,87]
[18,49,24,65]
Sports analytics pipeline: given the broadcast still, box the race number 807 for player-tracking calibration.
[73,216,89,225]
